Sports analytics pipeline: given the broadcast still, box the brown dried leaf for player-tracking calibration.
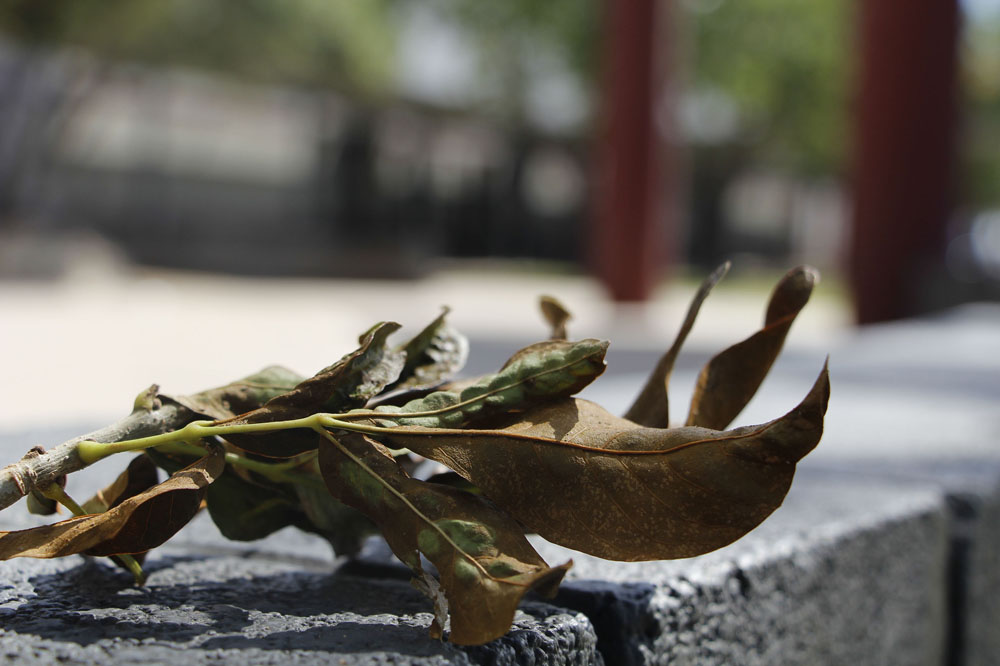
[539,296,572,340]
[219,322,404,457]
[81,455,160,515]
[376,363,829,561]
[0,448,224,559]
[167,366,305,421]
[390,308,469,391]
[685,266,818,430]
[624,262,730,426]
[78,454,161,572]
[318,432,570,645]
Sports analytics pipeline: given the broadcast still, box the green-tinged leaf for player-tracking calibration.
[204,466,305,542]
[686,266,818,430]
[132,384,162,413]
[624,262,730,427]
[219,322,405,457]
[292,463,377,557]
[25,492,59,516]
[389,308,469,391]
[366,338,608,428]
[374,363,829,561]
[165,366,306,421]
[318,432,570,645]
[147,446,374,551]
[539,296,572,340]
[0,448,224,559]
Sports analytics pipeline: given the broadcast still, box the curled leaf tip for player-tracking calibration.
[686,265,819,430]
[539,296,572,340]
[624,263,729,427]
[765,265,819,325]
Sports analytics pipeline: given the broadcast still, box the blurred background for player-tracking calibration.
[0,0,998,430]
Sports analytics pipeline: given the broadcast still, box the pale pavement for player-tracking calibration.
[0,254,851,433]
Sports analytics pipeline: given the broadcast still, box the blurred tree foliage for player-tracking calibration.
[961,10,1000,208]
[431,0,600,121]
[684,0,850,176]
[0,0,397,97]
[0,0,850,176]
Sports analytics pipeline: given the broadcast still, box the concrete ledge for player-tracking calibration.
[0,553,601,665]
[2,305,999,664]
[535,471,950,665]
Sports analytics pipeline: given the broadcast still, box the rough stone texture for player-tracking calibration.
[532,471,950,666]
[964,482,1000,666]
[0,550,600,665]
[3,305,999,664]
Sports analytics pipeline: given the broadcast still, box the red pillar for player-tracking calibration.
[850,0,960,324]
[593,0,676,302]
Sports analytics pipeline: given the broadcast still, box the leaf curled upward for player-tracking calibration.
[0,448,224,560]
[625,262,730,427]
[686,265,819,430]
[390,308,469,391]
[81,455,160,515]
[80,454,160,574]
[218,322,405,457]
[369,338,608,428]
[377,362,829,562]
[318,432,570,645]
[539,296,572,340]
[165,366,306,422]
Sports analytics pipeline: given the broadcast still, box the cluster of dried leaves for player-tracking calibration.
[0,265,829,645]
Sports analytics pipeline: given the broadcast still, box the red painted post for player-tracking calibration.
[850,0,960,324]
[592,0,675,302]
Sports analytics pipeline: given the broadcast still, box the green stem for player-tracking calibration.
[40,483,146,585]
[154,442,324,489]
[76,415,325,463]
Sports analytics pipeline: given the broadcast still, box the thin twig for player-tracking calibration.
[0,402,199,513]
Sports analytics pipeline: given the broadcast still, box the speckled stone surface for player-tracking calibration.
[533,470,951,666]
[0,551,601,665]
[3,306,999,664]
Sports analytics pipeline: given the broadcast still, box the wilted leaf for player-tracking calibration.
[291,457,377,556]
[81,455,160,515]
[78,454,160,573]
[0,448,224,559]
[390,308,469,391]
[203,466,306,542]
[318,432,570,645]
[165,366,305,421]
[219,322,405,457]
[146,446,373,552]
[686,266,818,430]
[375,363,829,561]
[624,262,730,427]
[367,338,608,428]
[539,296,572,340]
